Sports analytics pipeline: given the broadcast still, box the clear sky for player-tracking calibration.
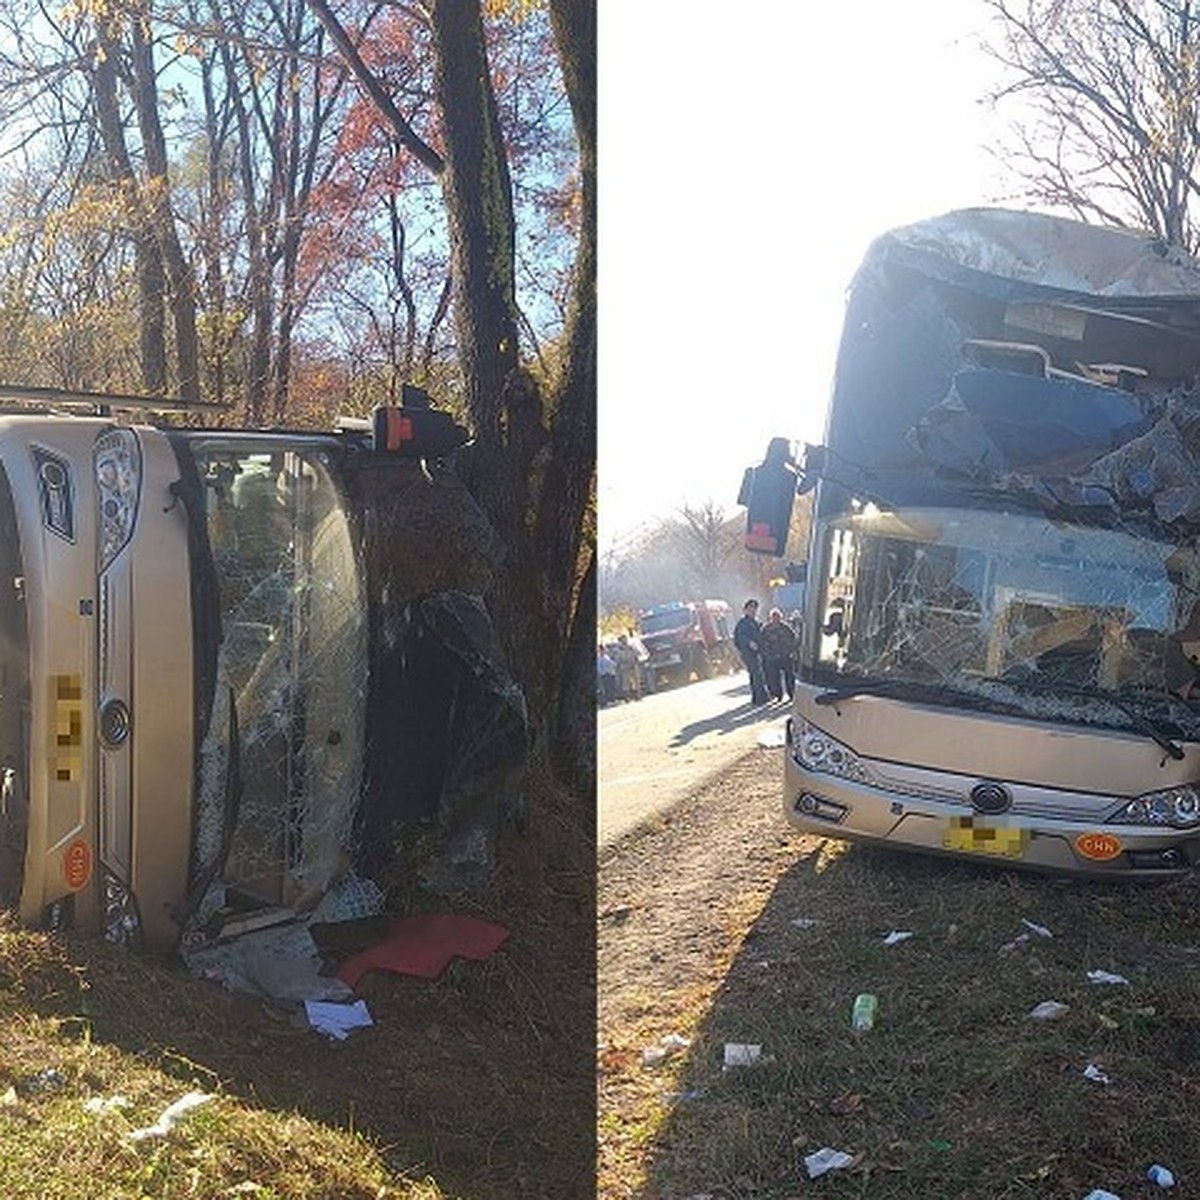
[597,2,1013,556]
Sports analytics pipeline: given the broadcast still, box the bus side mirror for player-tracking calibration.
[740,437,797,556]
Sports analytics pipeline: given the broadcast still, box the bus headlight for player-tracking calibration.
[94,430,141,570]
[1111,785,1200,829]
[794,718,870,782]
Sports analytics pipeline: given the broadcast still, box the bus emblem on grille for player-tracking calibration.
[971,781,1012,815]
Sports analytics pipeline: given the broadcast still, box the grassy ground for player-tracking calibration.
[599,749,1200,1200]
[0,768,595,1200]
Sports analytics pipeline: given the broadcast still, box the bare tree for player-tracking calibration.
[671,501,742,595]
[986,0,1200,250]
[306,0,595,783]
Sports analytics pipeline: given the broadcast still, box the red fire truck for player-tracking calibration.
[638,600,736,691]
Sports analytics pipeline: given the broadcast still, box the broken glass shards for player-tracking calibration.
[812,504,1200,741]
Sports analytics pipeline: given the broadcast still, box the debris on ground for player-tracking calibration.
[722,1043,764,1069]
[851,993,878,1031]
[22,1068,66,1095]
[1147,1163,1176,1188]
[1029,1000,1070,1020]
[334,913,510,986]
[641,1033,691,1068]
[1022,919,1053,938]
[828,1090,864,1115]
[999,932,1032,955]
[804,1147,856,1178]
[127,1091,215,1141]
[83,1095,133,1114]
[304,998,374,1041]
[882,930,914,946]
[1087,970,1130,986]
[1082,1064,1112,1085]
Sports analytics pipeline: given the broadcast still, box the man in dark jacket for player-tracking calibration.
[733,598,769,705]
[761,607,798,702]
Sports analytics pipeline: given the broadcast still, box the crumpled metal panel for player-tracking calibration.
[824,207,1200,531]
[879,207,1200,298]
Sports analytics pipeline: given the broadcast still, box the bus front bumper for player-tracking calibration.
[782,724,1200,879]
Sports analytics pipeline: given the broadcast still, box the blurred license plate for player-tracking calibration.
[943,815,1028,859]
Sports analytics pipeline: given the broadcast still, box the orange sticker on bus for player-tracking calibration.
[63,838,92,890]
[1075,832,1123,862]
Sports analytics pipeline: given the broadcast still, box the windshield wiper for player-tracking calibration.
[817,674,1187,760]
[1107,686,1188,760]
[1109,699,1184,760]
[997,677,1185,761]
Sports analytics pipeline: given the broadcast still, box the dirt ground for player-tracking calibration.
[598,746,815,1196]
[604,748,801,1012]
[599,746,801,1031]
[60,771,597,1200]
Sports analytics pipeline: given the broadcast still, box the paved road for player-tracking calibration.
[598,672,789,849]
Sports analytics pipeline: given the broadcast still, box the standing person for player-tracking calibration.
[625,628,653,695]
[612,634,641,701]
[597,644,619,706]
[733,599,769,705]
[761,607,798,702]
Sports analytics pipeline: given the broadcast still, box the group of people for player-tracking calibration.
[597,632,649,705]
[733,598,799,706]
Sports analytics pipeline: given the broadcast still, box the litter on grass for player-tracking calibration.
[804,1147,855,1179]
[304,998,373,1041]
[1082,1191,1121,1200]
[1083,1064,1112,1085]
[723,1043,763,1069]
[1147,1164,1176,1188]
[999,932,1032,955]
[83,1095,132,1114]
[1087,970,1130,985]
[127,1091,215,1142]
[24,1068,65,1094]
[882,930,914,945]
[641,1033,691,1068]
[791,917,821,929]
[1022,919,1053,938]
[1029,1000,1070,1020]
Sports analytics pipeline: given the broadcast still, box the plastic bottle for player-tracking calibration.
[851,992,878,1031]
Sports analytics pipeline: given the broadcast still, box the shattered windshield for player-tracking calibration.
[185,439,367,915]
[811,506,1200,741]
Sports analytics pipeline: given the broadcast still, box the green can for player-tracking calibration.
[851,992,878,1031]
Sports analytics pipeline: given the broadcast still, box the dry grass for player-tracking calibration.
[600,749,1200,1199]
[0,767,594,1200]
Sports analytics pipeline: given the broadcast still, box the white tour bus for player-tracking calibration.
[0,384,461,951]
[741,209,1200,877]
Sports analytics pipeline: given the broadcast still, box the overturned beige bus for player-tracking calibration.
[0,384,484,951]
[741,208,1200,877]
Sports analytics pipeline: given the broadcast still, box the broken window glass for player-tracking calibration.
[189,441,368,915]
[812,506,1200,741]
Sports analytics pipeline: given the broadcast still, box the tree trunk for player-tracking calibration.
[92,16,168,394]
[544,0,597,778]
[309,0,598,782]
[428,0,543,711]
[129,6,201,403]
